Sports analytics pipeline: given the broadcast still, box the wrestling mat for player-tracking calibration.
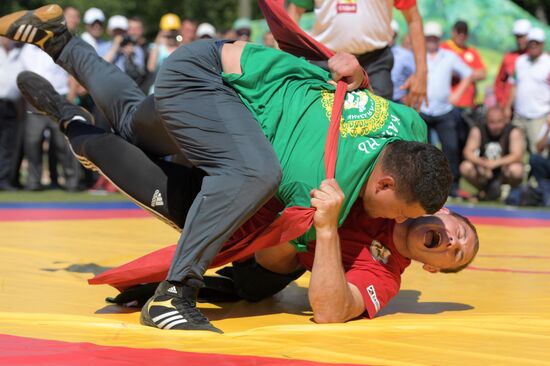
[0,201,549,365]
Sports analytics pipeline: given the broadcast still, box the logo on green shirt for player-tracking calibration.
[321,90,389,138]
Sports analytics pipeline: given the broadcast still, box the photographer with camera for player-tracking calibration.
[99,15,146,86]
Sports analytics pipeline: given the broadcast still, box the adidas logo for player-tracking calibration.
[151,310,188,330]
[167,286,178,295]
[13,24,39,43]
[151,189,164,207]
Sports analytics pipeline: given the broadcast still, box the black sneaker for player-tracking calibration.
[0,4,71,59]
[140,280,223,333]
[17,71,93,132]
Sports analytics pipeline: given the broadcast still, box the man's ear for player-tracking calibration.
[423,263,440,273]
[375,176,396,192]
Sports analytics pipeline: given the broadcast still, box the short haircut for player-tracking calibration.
[381,140,452,214]
[453,20,469,35]
[440,212,480,273]
[129,16,144,24]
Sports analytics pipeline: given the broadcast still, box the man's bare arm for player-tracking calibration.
[308,179,365,323]
[400,5,427,110]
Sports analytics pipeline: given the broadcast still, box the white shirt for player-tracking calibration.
[421,49,472,117]
[81,31,99,51]
[0,46,24,100]
[511,53,550,119]
[19,44,70,95]
[310,0,394,54]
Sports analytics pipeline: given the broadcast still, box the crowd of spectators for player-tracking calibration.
[0,6,272,193]
[391,17,550,206]
[0,4,549,207]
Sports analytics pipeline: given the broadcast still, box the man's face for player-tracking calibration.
[486,109,507,137]
[451,30,468,48]
[527,40,544,59]
[516,34,528,51]
[361,184,426,224]
[128,20,144,39]
[63,8,80,32]
[425,36,440,53]
[180,20,197,45]
[404,211,477,272]
[88,21,104,38]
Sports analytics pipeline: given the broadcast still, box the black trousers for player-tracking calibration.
[357,46,394,100]
[0,99,20,188]
[420,111,461,189]
[56,38,281,285]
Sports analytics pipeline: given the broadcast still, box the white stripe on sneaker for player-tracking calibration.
[14,24,26,41]
[27,27,38,43]
[163,319,188,330]
[151,310,179,323]
[158,315,185,329]
[21,25,33,42]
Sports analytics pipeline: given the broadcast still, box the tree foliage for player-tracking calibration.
[510,0,550,23]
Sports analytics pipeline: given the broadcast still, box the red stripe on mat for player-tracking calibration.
[0,334,365,366]
[0,209,150,221]
[467,266,550,275]
[469,217,550,227]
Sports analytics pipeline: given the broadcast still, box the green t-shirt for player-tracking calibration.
[222,44,427,251]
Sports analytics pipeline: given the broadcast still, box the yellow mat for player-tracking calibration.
[1,217,549,365]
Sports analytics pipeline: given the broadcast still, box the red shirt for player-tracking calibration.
[441,39,485,108]
[297,202,411,318]
[494,50,523,107]
[394,0,416,10]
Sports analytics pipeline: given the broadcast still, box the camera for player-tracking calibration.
[120,35,135,47]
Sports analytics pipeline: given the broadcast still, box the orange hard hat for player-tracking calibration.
[160,13,181,31]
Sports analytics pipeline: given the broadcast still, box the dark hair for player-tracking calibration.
[453,20,469,35]
[440,212,480,273]
[128,16,144,24]
[381,140,452,214]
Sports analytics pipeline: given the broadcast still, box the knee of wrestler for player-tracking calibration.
[233,155,281,200]
[251,157,282,196]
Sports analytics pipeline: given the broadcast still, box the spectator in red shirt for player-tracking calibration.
[441,20,487,176]
[441,20,486,109]
[494,19,532,108]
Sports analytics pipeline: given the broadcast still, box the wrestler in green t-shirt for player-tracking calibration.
[223,44,427,250]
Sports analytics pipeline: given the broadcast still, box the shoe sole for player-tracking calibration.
[17,71,62,120]
[139,297,157,328]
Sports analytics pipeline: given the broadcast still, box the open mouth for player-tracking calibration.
[424,230,442,249]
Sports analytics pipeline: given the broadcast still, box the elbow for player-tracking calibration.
[313,311,348,324]
[311,303,352,323]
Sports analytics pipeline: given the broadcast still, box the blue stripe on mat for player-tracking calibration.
[0,202,139,210]
[1,202,549,220]
[447,204,550,220]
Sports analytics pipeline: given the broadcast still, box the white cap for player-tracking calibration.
[108,15,128,32]
[391,19,400,34]
[424,21,443,38]
[83,8,105,25]
[512,19,531,36]
[196,23,216,39]
[527,27,546,43]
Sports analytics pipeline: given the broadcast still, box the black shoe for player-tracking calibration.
[140,280,223,333]
[0,4,71,59]
[17,71,93,132]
